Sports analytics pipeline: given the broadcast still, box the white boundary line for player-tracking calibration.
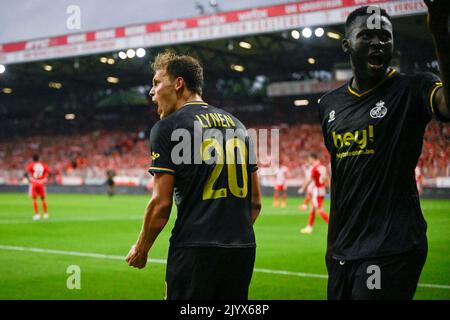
[0,216,144,224]
[0,245,165,264]
[0,245,449,290]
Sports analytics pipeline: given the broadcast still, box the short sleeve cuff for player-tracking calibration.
[429,82,442,114]
[430,82,450,122]
[148,167,176,176]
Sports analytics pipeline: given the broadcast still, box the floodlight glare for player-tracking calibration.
[136,48,146,58]
[315,28,325,37]
[302,28,312,38]
[291,30,300,40]
[118,51,127,59]
[126,49,136,58]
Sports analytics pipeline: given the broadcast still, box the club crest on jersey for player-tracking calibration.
[328,110,336,122]
[370,100,387,119]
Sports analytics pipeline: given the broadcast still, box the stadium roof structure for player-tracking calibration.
[0,18,435,99]
[0,0,438,117]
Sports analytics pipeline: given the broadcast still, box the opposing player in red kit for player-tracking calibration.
[273,165,288,208]
[298,153,329,234]
[25,154,50,220]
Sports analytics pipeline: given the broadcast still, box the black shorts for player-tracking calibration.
[327,246,427,300]
[165,246,256,300]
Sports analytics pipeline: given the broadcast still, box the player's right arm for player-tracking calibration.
[24,164,31,182]
[424,0,450,120]
[127,119,175,269]
[126,172,173,269]
[251,171,262,224]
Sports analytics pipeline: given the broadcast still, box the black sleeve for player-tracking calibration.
[318,96,332,153]
[317,95,325,123]
[415,72,445,122]
[148,120,176,176]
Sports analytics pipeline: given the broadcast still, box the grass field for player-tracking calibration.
[0,193,449,300]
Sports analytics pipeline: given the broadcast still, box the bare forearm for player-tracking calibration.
[302,179,312,192]
[136,199,171,251]
[251,172,262,224]
[251,200,261,224]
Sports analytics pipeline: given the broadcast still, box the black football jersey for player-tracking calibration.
[149,101,257,248]
[318,69,445,260]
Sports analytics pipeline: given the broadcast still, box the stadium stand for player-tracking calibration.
[1,120,448,187]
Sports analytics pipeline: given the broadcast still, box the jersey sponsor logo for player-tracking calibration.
[336,148,375,159]
[332,125,374,150]
[370,100,387,119]
[151,152,160,160]
[328,110,336,123]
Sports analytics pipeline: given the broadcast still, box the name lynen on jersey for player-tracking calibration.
[332,125,374,150]
[195,112,236,128]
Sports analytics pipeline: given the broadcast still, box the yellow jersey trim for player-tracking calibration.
[184,101,208,107]
[429,82,443,115]
[148,166,175,173]
[348,69,397,98]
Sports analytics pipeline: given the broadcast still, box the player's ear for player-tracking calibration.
[342,39,350,54]
[175,77,184,91]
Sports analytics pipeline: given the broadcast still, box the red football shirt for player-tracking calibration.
[26,162,50,185]
[311,163,327,188]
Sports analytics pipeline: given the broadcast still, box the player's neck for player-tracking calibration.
[351,68,391,93]
[175,92,203,110]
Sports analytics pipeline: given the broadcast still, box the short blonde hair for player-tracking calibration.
[151,51,204,95]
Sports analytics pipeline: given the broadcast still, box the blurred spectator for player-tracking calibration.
[0,121,448,186]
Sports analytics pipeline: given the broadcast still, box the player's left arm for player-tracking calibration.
[251,171,262,224]
[44,165,51,180]
[298,177,313,194]
[126,173,174,269]
[425,0,450,119]
[24,164,31,182]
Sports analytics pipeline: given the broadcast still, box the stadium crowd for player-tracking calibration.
[0,121,448,186]
[0,130,149,185]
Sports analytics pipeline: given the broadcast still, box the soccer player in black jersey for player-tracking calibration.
[105,169,116,197]
[125,51,262,300]
[319,1,450,299]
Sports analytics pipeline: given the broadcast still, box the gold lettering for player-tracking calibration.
[354,130,367,149]
[209,113,220,126]
[224,115,235,127]
[343,132,353,146]
[369,125,374,141]
[333,126,375,150]
[217,113,227,127]
[200,114,212,127]
[332,131,343,148]
[196,115,208,128]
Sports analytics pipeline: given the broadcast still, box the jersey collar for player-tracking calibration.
[347,68,397,98]
[183,101,208,107]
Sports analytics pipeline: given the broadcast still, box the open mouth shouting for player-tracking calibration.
[368,51,386,71]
